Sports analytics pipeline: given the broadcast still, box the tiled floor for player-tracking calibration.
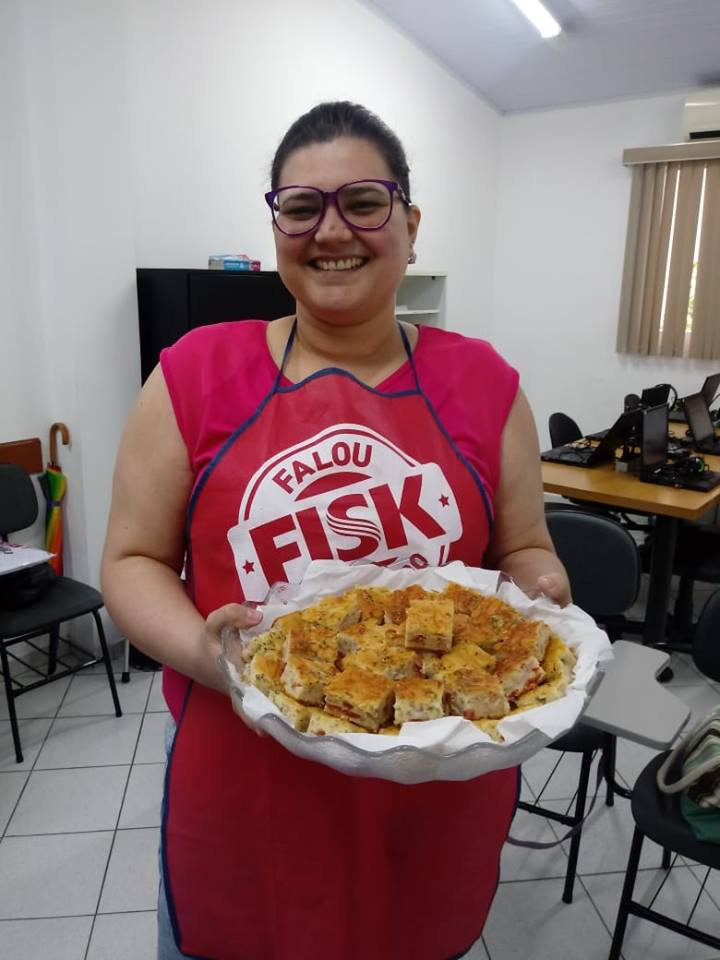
[0,657,164,960]
[0,646,718,960]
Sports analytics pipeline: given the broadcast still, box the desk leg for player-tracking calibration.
[642,515,678,647]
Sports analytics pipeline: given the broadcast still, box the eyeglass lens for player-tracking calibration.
[272,181,393,234]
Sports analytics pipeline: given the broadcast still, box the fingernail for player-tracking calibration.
[246,608,263,624]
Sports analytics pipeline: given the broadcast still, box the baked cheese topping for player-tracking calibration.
[241,583,577,740]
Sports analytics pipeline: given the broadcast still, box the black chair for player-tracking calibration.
[671,522,720,637]
[608,589,720,959]
[548,411,583,448]
[518,506,641,903]
[0,464,122,762]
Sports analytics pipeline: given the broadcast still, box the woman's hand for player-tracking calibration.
[534,573,572,608]
[205,603,263,642]
[199,603,264,693]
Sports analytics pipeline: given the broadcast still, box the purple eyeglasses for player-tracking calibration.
[264,178,410,237]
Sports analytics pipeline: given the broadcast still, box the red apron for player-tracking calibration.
[163,325,519,960]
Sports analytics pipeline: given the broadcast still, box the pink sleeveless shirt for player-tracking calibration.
[160,319,519,717]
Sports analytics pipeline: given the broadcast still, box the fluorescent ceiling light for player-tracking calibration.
[508,0,562,38]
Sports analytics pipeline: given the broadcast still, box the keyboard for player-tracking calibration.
[540,444,598,466]
[695,437,720,455]
[641,464,720,492]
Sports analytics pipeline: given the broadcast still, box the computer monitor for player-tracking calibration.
[641,384,671,407]
[641,404,669,470]
[701,373,720,408]
[683,393,716,446]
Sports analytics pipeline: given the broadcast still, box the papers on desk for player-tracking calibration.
[0,544,54,577]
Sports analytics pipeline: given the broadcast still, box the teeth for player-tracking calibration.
[315,257,364,271]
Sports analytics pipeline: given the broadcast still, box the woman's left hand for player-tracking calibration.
[534,573,571,607]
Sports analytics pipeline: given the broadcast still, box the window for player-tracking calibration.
[616,141,720,360]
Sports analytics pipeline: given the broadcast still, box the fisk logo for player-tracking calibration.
[227,424,462,597]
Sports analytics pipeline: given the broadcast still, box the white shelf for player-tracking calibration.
[397,272,447,327]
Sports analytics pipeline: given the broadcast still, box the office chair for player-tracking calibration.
[608,589,720,960]
[670,522,720,637]
[518,506,641,904]
[548,412,583,448]
[0,464,122,762]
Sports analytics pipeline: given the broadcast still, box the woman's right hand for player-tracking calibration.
[205,602,263,642]
[200,603,264,693]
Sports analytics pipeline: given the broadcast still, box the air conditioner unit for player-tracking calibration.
[682,88,720,141]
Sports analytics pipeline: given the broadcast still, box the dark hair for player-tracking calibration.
[270,101,411,201]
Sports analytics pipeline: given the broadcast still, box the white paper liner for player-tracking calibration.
[220,560,613,784]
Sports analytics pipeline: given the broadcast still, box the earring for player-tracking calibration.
[408,245,417,265]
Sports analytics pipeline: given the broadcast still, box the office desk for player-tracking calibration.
[542,455,720,646]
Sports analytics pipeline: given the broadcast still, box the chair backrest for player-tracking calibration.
[693,590,720,682]
[548,412,583,448]
[545,506,640,616]
[0,464,39,538]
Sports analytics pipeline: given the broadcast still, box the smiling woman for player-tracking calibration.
[101,101,570,960]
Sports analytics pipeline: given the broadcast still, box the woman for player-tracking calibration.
[102,101,569,960]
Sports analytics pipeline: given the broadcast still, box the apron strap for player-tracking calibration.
[276,317,298,388]
[398,322,421,392]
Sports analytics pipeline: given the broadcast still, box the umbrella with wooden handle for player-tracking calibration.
[38,422,70,576]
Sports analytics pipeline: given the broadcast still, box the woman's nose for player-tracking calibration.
[314,200,354,242]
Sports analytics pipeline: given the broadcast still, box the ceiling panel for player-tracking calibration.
[362,0,720,112]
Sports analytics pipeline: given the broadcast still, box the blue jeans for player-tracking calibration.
[157,862,190,960]
[157,718,188,960]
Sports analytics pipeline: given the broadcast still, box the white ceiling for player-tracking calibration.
[362,0,720,113]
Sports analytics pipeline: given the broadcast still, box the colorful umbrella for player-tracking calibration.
[39,422,70,576]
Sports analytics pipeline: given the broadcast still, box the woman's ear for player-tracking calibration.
[407,204,421,245]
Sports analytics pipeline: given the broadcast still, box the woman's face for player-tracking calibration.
[272,136,420,325]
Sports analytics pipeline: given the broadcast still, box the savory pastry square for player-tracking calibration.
[542,634,577,684]
[267,689,313,732]
[466,596,523,651]
[382,584,432,625]
[416,651,443,678]
[302,592,362,631]
[514,673,568,710]
[394,677,445,724]
[445,669,509,720]
[506,618,551,662]
[283,621,337,663]
[324,666,395,731]
[342,645,417,681]
[281,655,336,706]
[441,582,486,617]
[336,621,388,656]
[346,586,391,624]
[243,628,284,663]
[247,652,283,697]
[306,711,365,736]
[404,598,454,652]
[494,644,545,701]
[437,641,495,677]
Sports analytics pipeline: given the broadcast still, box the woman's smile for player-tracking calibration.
[308,256,369,272]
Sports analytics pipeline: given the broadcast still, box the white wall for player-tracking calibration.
[1,0,500,640]
[492,92,719,447]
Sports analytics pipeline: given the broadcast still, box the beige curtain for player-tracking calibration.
[688,159,720,359]
[616,155,720,359]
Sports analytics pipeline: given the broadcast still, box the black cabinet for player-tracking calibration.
[136,268,295,383]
